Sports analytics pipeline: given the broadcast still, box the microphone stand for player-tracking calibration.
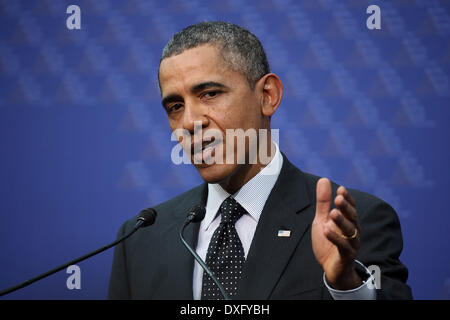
[0,218,148,297]
[179,220,231,300]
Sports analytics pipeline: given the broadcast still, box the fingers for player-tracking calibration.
[315,180,360,263]
[330,209,357,239]
[334,195,357,224]
[316,179,360,240]
[337,185,355,207]
[324,211,360,258]
[334,186,360,241]
[316,178,332,221]
[323,223,358,259]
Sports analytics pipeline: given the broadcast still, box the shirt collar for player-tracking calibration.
[203,142,283,230]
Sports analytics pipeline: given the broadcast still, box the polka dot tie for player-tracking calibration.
[201,196,246,300]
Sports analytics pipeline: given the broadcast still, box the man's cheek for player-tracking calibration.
[171,128,191,151]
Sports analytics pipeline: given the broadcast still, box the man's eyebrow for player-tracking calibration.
[191,81,228,93]
[161,93,183,109]
[161,82,228,108]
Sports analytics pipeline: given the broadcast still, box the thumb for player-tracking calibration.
[315,178,332,221]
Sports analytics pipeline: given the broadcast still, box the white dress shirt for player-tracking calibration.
[193,142,375,300]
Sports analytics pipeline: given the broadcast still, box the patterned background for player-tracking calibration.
[0,0,449,299]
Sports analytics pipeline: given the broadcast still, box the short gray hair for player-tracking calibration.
[159,21,270,89]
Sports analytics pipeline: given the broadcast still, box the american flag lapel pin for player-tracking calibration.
[278,229,291,237]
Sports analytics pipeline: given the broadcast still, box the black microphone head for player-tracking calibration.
[187,205,206,223]
[137,208,157,227]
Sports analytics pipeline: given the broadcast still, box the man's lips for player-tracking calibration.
[191,137,222,163]
[191,137,220,154]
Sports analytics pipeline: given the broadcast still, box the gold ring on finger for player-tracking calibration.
[340,228,358,240]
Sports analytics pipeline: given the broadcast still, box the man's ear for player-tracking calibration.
[257,73,283,117]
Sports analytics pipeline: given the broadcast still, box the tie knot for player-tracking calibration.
[219,196,245,225]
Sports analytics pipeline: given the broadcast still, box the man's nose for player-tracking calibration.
[182,101,209,134]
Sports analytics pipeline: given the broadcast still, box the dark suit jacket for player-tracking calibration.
[108,154,412,299]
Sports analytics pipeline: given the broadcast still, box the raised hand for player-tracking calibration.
[311,178,362,290]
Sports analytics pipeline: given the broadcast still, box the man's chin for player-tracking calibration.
[194,162,237,184]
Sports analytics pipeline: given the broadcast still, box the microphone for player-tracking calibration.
[186,204,206,223]
[0,208,157,297]
[179,205,231,300]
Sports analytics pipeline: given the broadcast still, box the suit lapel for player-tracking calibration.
[154,183,208,299]
[169,218,201,299]
[236,155,314,299]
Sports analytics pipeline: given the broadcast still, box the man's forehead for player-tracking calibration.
[158,45,239,93]
[160,44,224,73]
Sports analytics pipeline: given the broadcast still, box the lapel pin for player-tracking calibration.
[278,229,291,237]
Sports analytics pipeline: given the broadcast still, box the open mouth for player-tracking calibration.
[192,137,222,164]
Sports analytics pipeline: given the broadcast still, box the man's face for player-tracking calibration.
[159,44,265,184]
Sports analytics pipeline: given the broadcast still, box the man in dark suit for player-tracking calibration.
[108,21,412,300]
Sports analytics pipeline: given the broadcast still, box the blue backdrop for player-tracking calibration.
[0,0,449,300]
